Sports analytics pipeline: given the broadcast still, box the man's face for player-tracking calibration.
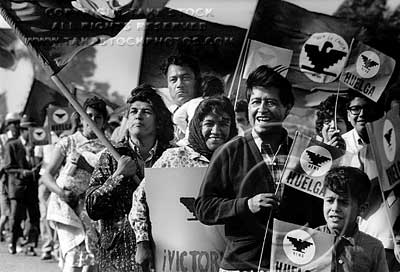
[323,188,360,235]
[347,97,372,136]
[248,86,289,135]
[127,101,156,139]
[235,111,250,132]
[167,64,197,107]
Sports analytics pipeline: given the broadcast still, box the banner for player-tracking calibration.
[367,106,400,250]
[47,106,74,133]
[243,40,293,79]
[281,132,355,198]
[247,0,359,92]
[270,219,334,272]
[29,126,50,146]
[340,41,396,102]
[145,167,225,272]
[0,0,147,74]
[367,106,400,191]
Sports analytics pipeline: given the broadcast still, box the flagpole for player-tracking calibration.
[51,75,121,161]
[227,0,259,100]
[234,39,251,108]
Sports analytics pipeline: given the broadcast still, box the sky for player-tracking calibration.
[1,0,400,113]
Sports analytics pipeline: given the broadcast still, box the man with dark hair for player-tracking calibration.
[195,65,314,270]
[159,54,201,113]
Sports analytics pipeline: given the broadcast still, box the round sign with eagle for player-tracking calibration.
[32,128,47,141]
[300,145,332,177]
[52,109,69,124]
[283,229,316,265]
[299,32,349,83]
[356,50,380,79]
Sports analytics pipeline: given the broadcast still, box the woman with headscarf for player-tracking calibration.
[129,96,238,270]
[42,96,109,272]
[85,85,174,272]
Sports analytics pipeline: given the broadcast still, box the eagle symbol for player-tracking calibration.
[361,54,379,70]
[287,236,313,253]
[306,150,331,168]
[384,128,393,146]
[35,131,43,137]
[180,197,198,221]
[55,112,66,120]
[301,41,347,77]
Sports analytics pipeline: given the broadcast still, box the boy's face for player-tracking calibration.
[323,188,360,235]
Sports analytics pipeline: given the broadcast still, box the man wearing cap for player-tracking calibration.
[3,114,40,255]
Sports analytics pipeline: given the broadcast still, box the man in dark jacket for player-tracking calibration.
[195,65,318,271]
[3,115,40,255]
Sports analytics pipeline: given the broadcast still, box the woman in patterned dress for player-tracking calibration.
[42,97,108,272]
[130,96,238,270]
[85,85,174,272]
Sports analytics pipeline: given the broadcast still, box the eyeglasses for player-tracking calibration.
[348,106,366,115]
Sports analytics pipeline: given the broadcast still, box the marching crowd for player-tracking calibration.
[0,54,399,272]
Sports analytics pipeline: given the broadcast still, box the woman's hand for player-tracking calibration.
[113,155,137,178]
[59,188,79,208]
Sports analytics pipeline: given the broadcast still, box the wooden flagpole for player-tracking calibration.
[51,75,121,161]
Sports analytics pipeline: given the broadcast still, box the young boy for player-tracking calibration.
[317,166,389,272]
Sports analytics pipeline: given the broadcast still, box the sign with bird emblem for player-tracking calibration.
[340,41,396,102]
[299,32,349,83]
[280,132,355,198]
[270,219,334,272]
[243,40,293,78]
[29,126,51,146]
[47,107,74,133]
[145,167,226,272]
[367,106,400,191]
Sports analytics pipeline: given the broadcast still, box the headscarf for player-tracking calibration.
[188,96,237,160]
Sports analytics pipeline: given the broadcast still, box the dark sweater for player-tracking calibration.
[195,130,321,270]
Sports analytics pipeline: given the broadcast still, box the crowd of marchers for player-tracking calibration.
[0,55,400,272]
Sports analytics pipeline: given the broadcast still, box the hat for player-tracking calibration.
[20,114,36,128]
[5,112,20,126]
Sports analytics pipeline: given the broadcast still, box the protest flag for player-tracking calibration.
[243,40,293,79]
[23,79,69,126]
[366,105,400,254]
[47,106,75,134]
[340,41,396,102]
[247,0,360,92]
[0,0,146,75]
[270,219,334,272]
[280,132,355,199]
[367,106,400,191]
[29,126,50,146]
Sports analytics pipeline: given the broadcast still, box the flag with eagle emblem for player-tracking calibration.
[340,41,396,102]
[29,126,51,146]
[246,0,359,92]
[47,106,75,134]
[367,106,400,191]
[270,219,334,272]
[280,132,355,199]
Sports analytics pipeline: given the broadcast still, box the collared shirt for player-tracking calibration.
[251,129,288,196]
[128,138,158,168]
[316,224,389,272]
[19,136,32,166]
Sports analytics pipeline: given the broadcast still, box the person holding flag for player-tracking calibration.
[195,65,315,271]
[86,85,174,272]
